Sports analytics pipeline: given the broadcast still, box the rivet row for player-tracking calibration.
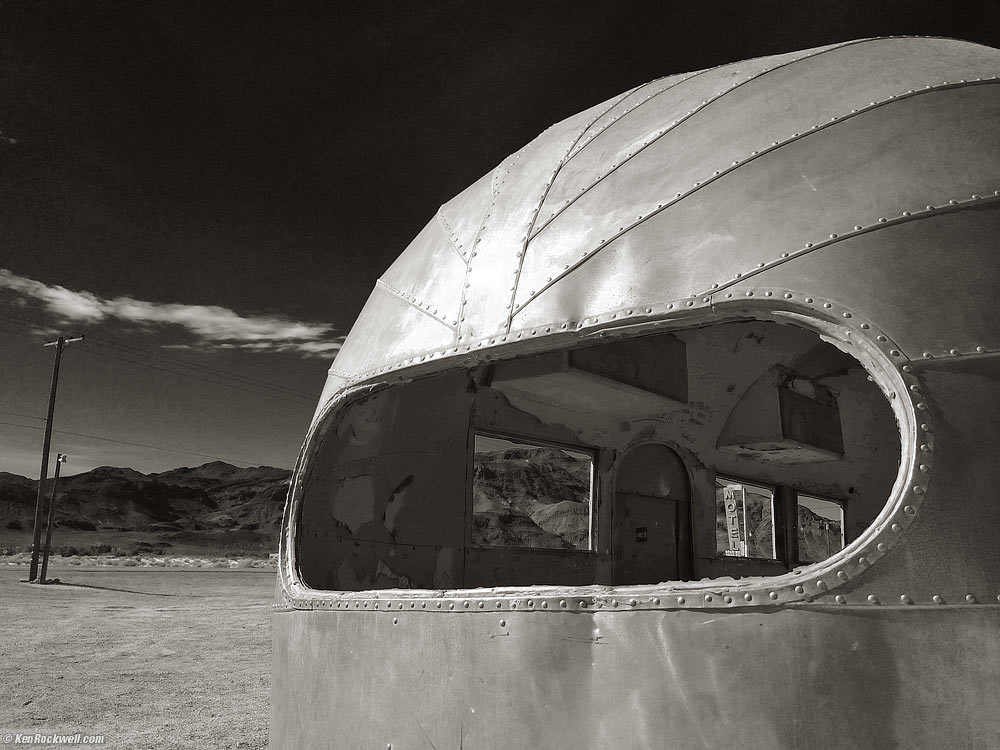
[704,191,999,297]
[375,279,455,330]
[283,586,1000,611]
[531,41,873,242]
[436,207,470,265]
[340,289,908,385]
[505,89,643,331]
[520,77,996,313]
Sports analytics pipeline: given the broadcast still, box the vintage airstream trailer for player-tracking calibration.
[273,37,1000,748]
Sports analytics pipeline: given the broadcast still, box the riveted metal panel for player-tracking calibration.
[523,38,1000,305]
[536,41,849,224]
[378,217,467,332]
[554,37,997,203]
[310,371,349,424]
[329,285,456,378]
[437,168,495,263]
[458,94,636,344]
[512,85,1000,329]
[321,38,1000,384]
[833,355,1000,602]
[565,72,691,161]
[272,605,1000,750]
[726,204,1000,359]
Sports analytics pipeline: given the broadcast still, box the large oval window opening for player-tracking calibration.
[295,317,901,591]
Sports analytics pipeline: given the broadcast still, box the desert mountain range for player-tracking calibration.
[0,461,290,555]
[2,456,842,563]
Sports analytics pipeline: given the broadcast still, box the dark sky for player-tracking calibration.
[1,0,998,476]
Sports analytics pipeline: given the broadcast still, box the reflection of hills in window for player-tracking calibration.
[797,503,844,563]
[473,443,592,550]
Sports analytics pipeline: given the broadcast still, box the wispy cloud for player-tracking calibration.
[0,268,343,356]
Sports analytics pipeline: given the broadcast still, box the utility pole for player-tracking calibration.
[39,453,67,584]
[28,335,83,582]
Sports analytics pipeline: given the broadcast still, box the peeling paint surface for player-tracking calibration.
[297,319,900,589]
[297,371,472,590]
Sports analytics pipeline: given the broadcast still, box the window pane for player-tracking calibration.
[715,478,776,559]
[797,494,845,563]
[473,435,593,550]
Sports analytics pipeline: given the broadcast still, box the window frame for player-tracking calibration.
[713,471,849,570]
[713,473,780,562]
[468,430,598,553]
[794,490,847,565]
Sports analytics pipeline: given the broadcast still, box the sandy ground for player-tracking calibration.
[0,566,273,749]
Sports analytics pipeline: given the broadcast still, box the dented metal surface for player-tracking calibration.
[273,606,1000,750]
[275,37,1000,749]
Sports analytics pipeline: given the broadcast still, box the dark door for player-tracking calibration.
[614,444,691,584]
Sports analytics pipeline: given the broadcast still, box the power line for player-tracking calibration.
[0,307,327,391]
[0,308,323,396]
[0,418,44,430]
[0,322,315,407]
[0,409,45,421]
[83,337,319,398]
[74,344,316,406]
[0,310,323,405]
[0,309,318,469]
[0,418,270,467]
[0,321,49,342]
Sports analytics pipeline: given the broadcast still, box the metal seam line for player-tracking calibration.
[374,278,457,330]
[455,154,520,345]
[702,193,1000,298]
[277,598,1000,611]
[503,86,643,333]
[512,77,1000,317]
[560,67,714,165]
[560,36,882,170]
[334,274,1000,383]
[436,207,472,267]
[530,37,880,241]
[490,147,520,198]
[909,347,1000,363]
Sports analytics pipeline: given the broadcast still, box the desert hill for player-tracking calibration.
[472,446,592,550]
[2,455,844,563]
[0,462,291,556]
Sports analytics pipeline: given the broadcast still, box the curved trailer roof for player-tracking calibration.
[320,36,1000,409]
[274,40,1000,749]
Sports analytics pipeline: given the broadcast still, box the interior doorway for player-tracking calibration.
[614,443,691,584]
